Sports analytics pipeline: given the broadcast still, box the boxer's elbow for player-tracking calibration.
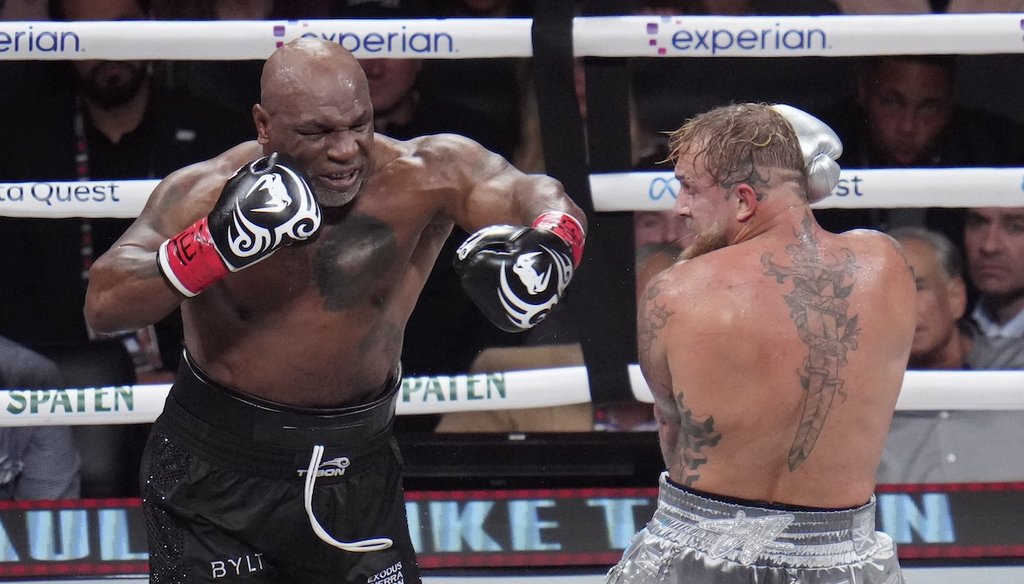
[84,279,130,335]
[84,256,158,334]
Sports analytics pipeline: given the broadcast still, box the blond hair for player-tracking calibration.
[668,103,807,196]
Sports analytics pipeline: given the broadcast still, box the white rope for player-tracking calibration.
[0,368,1020,427]
[0,179,159,218]
[0,19,534,60]
[1,168,1021,218]
[0,14,1021,61]
[572,13,1024,58]
[628,365,1024,411]
[302,444,394,553]
[590,169,1024,213]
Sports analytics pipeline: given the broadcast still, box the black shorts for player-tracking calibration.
[141,353,420,584]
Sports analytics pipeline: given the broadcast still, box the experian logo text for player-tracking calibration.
[299,27,454,55]
[647,20,827,55]
[0,26,80,53]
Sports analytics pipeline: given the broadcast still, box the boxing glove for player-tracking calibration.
[771,104,843,203]
[158,152,322,297]
[454,211,585,333]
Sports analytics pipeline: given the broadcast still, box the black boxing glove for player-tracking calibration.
[158,152,322,297]
[454,211,585,332]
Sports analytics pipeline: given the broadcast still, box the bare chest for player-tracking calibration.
[226,211,418,314]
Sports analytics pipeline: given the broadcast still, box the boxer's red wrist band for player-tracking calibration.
[157,218,230,297]
[533,211,585,267]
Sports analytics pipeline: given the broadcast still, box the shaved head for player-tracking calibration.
[260,37,368,114]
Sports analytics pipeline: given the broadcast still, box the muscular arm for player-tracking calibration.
[436,134,587,232]
[84,144,256,334]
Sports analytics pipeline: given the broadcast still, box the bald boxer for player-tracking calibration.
[608,104,915,584]
[85,38,585,584]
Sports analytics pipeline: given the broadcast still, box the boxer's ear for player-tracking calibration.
[253,104,270,145]
[733,183,758,223]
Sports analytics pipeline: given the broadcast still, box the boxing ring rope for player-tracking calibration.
[0,13,1022,61]
[1,167,1022,218]
[0,367,1022,428]
[0,13,1022,421]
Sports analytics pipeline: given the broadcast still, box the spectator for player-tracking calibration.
[891,227,970,369]
[340,0,439,141]
[830,55,1024,169]
[817,55,1024,243]
[398,0,524,161]
[834,2,1024,129]
[877,226,1024,484]
[0,0,48,19]
[0,336,80,500]
[633,209,694,296]
[0,0,254,379]
[360,56,424,138]
[630,0,853,137]
[153,0,332,121]
[962,207,1024,369]
[514,58,668,174]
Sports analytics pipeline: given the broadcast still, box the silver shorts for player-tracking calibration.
[605,473,904,584]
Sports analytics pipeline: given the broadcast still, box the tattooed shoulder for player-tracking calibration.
[638,273,676,371]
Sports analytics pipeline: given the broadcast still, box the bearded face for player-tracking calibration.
[75,60,148,109]
[682,225,729,260]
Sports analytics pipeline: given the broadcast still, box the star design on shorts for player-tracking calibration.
[698,511,797,564]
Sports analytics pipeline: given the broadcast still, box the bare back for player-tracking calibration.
[639,212,915,508]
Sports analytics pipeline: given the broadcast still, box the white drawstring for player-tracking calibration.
[303,444,394,552]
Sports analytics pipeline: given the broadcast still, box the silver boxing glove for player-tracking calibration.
[771,104,843,203]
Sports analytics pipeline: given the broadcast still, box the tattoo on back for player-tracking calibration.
[637,279,671,373]
[673,391,722,486]
[761,217,861,471]
[639,277,721,486]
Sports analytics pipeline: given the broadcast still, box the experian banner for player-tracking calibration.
[0,18,532,61]
[573,14,1024,58]
[0,484,1022,577]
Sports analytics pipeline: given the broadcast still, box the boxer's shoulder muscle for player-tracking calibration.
[404,133,508,184]
[143,141,262,241]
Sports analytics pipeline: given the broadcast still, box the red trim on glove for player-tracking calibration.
[157,218,230,297]
[533,211,585,267]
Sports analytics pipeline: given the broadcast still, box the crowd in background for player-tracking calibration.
[0,0,1021,499]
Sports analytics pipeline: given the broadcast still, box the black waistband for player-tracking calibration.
[160,351,402,474]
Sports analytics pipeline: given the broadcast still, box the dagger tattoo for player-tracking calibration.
[761,217,861,471]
